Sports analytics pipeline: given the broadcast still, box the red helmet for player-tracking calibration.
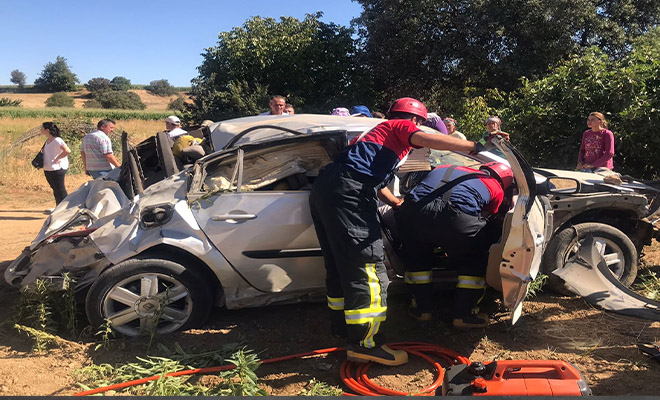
[387,97,428,121]
[480,162,514,189]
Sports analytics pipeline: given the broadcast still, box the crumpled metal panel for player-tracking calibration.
[554,235,660,320]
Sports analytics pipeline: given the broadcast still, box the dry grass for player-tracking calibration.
[0,117,162,202]
[2,90,188,110]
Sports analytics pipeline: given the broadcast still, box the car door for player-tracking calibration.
[485,138,553,323]
[189,133,344,294]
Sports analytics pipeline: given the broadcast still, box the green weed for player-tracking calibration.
[526,273,549,299]
[634,269,660,300]
[75,347,266,396]
[94,319,115,352]
[298,378,343,396]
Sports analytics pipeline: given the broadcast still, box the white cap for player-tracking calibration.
[165,115,181,125]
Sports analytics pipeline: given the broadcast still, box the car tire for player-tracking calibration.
[85,258,213,337]
[542,222,638,294]
[156,131,179,177]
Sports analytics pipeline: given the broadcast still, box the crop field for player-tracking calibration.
[0,89,187,110]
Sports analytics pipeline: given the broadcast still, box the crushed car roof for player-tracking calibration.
[209,114,385,150]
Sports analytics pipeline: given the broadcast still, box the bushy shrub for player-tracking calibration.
[45,92,75,107]
[85,77,112,93]
[0,97,22,107]
[110,76,131,91]
[83,99,102,108]
[167,95,187,112]
[145,79,177,96]
[93,90,146,109]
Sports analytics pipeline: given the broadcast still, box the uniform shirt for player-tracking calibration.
[407,164,504,216]
[82,130,114,171]
[43,137,69,171]
[340,119,422,183]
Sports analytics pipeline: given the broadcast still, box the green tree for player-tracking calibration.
[145,79,177,96]
[10,69,26,89]
[45,92,75,107]
[85,77,112,93]
[503,31,660,179]
[167,95,187,112]
[188,13,369,121]
[34,56,79,92]
[353,0,660,95]
[93,90,146,109]
[110,76,131,91]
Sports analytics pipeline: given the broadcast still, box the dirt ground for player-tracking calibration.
[2,90,187,110]
[1,193,660,396]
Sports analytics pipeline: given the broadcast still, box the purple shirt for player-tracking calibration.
[578,129,614,169]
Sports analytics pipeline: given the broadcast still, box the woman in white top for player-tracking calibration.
[40,122,71,205]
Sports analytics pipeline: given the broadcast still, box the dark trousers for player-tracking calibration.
[310,163,388,348]
[44,169,68,204]
[396,197,495,317]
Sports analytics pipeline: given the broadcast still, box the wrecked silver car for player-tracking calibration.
[5,114,659,336]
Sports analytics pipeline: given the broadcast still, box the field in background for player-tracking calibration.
[0,117,161,204]
[1,89,188,110]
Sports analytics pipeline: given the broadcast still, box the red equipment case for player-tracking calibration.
[441,360,592,396]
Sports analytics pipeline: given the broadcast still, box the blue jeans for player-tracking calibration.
[89,170,109,179]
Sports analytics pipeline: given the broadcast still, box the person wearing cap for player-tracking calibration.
[444,118,466,140]
[259,95,289,116]
[331,107,351,116]
[481,116,508,157]
[165,115,187,139]
[422,112,448,135]
[350,105,373,118]
[309,97,499,366]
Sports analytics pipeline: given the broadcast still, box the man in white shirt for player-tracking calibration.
[165,115,187,139]
[259,95,289,116]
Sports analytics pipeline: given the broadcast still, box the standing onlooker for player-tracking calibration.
[350,105,373,118]
[422,112,448,135]
[260,95,288,116]
[285,104,295,115]
[41,122,70,207]
[331,107,350,116]
[577,112,615,172]
[81,119,121,179]
[443,118,466,140]
[165,115,187,139]
[481,116,508,157]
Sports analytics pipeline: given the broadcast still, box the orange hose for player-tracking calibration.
[73,343,468,396]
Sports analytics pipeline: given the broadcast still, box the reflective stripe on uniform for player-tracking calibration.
[456,275,486,289]
[327,296,344,311]
[342,263,387,348]
[404,270,433,284]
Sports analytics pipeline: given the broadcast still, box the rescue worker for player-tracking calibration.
[394,162,514,328]
[309,97,501,366]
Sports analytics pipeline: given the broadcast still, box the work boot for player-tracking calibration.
[330,310,347,338]
[408,304,433,322]
[346,344,409,366]
[452,312,489,329]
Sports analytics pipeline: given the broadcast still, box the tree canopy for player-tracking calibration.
[10,69,26,89]
[353,0,660,97]
[188,13,370,121]
[34,56,79,92]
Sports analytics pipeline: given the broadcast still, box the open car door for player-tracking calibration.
[485,138,553,323]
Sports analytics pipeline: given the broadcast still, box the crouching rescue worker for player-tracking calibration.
[395,162,514,328]
[309,97,495,366]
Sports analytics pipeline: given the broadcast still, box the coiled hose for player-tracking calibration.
[73,342,469,396]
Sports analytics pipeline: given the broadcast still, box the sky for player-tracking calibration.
[0,0,364,87]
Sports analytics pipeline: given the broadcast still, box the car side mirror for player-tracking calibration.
[546,177,580,194]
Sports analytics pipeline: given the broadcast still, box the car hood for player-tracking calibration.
[536,168,658,193]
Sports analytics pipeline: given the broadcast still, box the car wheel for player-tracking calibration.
[542,222,638,293]
[85,258,213,337]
